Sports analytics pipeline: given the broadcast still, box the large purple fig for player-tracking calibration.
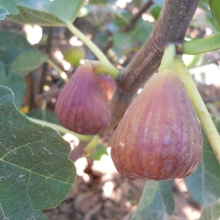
[111,69,203,180]
[55,62,111,135]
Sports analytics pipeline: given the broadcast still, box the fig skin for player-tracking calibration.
[111,69,203,181]
[96,75,116,102]
[55,63,111,135]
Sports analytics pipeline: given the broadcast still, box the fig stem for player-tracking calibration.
[158,44,176,72]
[46,58,69,83]
[83,135,100,157]
[89,60,120,79]
[174,57,220,163]
[28,117,93,142]
[183,33,220,55]
[66,22,114,68]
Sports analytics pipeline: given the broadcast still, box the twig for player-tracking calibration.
[40,27,53,93]
[35,88,62,100]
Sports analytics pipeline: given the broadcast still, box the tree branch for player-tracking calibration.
[110,0,200,128]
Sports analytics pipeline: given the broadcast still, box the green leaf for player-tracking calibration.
[0,61,26,108]
[113,13,131,29]
[0,0,86,25]
[3,72,26,108]
[132,180,174,220]
[27,109,60,125]
[0,60,5,79]
[38,213,49,220]
[200,199,220,220]
[9,51,48,76]
[0,5,9,20]
[0,30,37,69]
[90,144,108,161]
[89,0,108,5]
[113,19,153,55]
[209,0,220,26]
[185,115,220,206]
[8,6,65,26]
[0,85,76,219]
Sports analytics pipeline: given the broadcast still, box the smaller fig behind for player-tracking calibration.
[55,62,111,135]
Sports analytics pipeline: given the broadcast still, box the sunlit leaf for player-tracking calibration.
[185,116,220,206]
[131,180,174,220]
[0,0,86,25]
[200,199,220,220]
[0,85,76,219]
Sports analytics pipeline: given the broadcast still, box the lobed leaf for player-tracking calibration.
[131,180,174,220]
[0,61,26,108]
[38,213,49,220]
[200,199,220,220]
[0,0,86,25]
[0,85,76,219]
[0,5,9,20]
[185,115,220,206]
[9,51,48,77]
[113,19,153,55]
[0,30,37,69]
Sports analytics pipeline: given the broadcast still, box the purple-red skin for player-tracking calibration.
[111,69,203,181]
[96,75,116,102]
[55,63,111,135]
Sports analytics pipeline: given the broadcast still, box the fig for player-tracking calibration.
[96,75,116,102]
[150,6,162,20]
[64,46,85,67]
[111,69,203,181]
[55,62,111,135]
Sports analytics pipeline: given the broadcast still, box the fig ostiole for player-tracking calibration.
[55,62,111,135]
[111,69,203,181]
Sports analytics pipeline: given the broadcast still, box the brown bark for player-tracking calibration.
[110,0,200,128]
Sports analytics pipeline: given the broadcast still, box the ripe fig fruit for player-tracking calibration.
[96,75,116,102]
[111,69,203,181]
[55,62,111,135]
[64,46,85,67]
